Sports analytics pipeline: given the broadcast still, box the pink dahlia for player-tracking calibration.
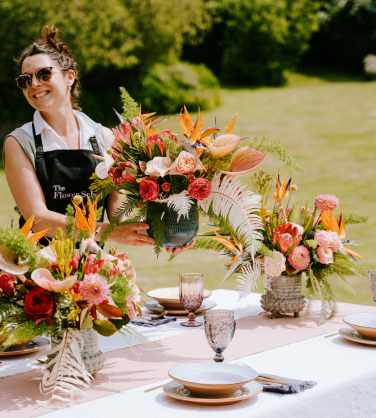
[288,246,311,271]
[315,194,339,212]
[79,273,110,305]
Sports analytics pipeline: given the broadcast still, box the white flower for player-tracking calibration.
[144,156,171,178]
[95,153,115,179]
[264,250,286,277]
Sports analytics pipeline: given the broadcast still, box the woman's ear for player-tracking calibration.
[66,69,76,88]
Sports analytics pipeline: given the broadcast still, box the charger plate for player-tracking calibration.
[163,380,263,406]
[168,363,258,397]
[0,338,50,357]
[339,327,376,346]
[145,300,216,315]
[147,287,212,309]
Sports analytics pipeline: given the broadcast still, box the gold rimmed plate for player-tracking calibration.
[147,287,212,309]
[343,313,376,340]
[145,299,216,315]
[0,338,50,357]
[163,380,263,406]
[339,327,376,346]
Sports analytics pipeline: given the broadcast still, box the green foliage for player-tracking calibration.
[249,136,305,171]
[90,174,116,198]
[342,212,369,225]
[200,150,233,177]
[109,275,134,316]
[92,319,118,337]
[258,244,275,258]
[190,238,226,252]
[141,62,221,114]
[147,202,166,257]
[305,239,318,249]
[64,204,76,242]
[183,0,322,86]
[287,201,302,224]
[120,87,139,122]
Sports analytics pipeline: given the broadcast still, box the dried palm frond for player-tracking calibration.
[157,191,195,222]
[236,259,262,300]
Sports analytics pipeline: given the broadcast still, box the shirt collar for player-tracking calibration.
[33,110,52,136]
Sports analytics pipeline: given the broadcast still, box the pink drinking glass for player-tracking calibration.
[179,273,204,327]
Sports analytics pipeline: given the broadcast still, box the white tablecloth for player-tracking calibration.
[2,290,376,417]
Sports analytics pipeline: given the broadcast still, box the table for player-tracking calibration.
[1,290,376,418]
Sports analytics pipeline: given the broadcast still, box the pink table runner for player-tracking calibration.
[1,300,376,417]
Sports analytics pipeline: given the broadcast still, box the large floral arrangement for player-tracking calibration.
[195,171,368,324]
[0,201,146,404]
[91,89,303,256]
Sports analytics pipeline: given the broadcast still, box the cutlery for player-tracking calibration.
[236,361,296,386]
[144,383,166,392]
[324,332,338,338]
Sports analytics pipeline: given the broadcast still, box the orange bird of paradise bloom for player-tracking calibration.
[72,195,100,240]
[273,172,291,221]
[20,215,50,243]
[321,209,363,259]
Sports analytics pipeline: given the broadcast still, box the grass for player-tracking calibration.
[1,69,376,306]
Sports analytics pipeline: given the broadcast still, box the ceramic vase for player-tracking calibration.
[48,328,105,376]
[146,203,199,248]
[260,274,306,319]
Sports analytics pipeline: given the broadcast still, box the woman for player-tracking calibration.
[4,26,191,255]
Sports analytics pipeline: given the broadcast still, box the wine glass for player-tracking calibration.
[369,270,376,301]
[204,310,236,362]
[179,273,204,327]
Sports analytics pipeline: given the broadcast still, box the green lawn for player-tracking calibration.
[1,70,376,305]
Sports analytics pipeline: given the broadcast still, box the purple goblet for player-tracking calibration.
[179,273,204,327]
[369,270,376,302]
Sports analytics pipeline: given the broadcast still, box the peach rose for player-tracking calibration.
[316,246,333,264]
[170,151,199,175]
[314,230,333,248]
[264,250,286,277]
[327,231,342,252]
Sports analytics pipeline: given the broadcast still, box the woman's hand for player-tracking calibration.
[165,240,196,256]
[102,222,155,247]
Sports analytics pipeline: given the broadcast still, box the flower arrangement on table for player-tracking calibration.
[195,171,368,324]
[0,200,148,404]
[91,89,303,257]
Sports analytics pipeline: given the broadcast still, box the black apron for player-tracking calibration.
[20,123,106,246]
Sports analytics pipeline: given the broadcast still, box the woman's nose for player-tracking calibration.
[31,73,42,88]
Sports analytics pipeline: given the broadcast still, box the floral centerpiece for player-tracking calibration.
[91,89,303,256]
[195,171,368,324]
[0,199,147,404]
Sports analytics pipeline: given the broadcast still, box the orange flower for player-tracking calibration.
[72,195,100,240]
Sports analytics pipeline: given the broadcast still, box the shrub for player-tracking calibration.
[141,62,221,113]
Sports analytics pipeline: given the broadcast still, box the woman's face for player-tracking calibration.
[21,54,75,113]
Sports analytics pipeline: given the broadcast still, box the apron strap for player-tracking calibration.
[32,122,44,153]
[89,136,102,156]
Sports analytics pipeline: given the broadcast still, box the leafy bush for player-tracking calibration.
[183,0,322,86]
[140,62,221,113]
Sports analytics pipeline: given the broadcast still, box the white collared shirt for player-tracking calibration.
[20,110,99,151]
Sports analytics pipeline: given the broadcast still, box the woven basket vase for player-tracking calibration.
[260,274,306,319]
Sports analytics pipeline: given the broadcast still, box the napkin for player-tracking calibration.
[130,316,177,328]
[260,374,317,394]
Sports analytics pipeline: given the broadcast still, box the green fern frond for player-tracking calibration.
[90,173,116,197]
[342,212,369,225]
[190,238,226,252]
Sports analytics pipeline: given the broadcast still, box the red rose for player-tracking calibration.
[24,287,55,323]
[162,182,171,191]
[188,177,212,200]
[187,174,195,183]
[140,178,159,201]
[69,282,80,294]
[0,274,17,297]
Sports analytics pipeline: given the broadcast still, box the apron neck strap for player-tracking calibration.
[32,122,44,153]
[89,136,101,156]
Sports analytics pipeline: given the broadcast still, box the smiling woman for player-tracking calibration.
[3,26,191,255]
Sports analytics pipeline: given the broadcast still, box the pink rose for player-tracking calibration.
[316,246,333,264]
[162,182,171,191]
[188,177,212,200]
[328,231,342,252]
[170,151,199,175]
[314,230,333,248]
[140,178,159,201]
[0,273,17,297]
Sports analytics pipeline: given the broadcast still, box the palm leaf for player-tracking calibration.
[199,174,264,257]
[36,329,93,405]
[236,259,262,299]
[157,191,195,222]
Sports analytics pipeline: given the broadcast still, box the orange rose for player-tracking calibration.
[170,151,199,175]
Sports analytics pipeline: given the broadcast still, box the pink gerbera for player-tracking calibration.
[79,273,110,305]
[315,194,339,212]
[288,246,311,271]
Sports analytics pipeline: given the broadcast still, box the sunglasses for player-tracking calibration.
[15,66,68,90]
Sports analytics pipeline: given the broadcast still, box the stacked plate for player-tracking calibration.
[146,287,216,315]
[340,313,376,346]
[163,363,263,405]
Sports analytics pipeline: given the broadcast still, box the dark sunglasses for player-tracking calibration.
[15,66,68,90]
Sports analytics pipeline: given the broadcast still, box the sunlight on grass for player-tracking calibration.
[1,69,375,305]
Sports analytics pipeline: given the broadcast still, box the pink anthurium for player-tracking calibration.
[31,268,77,293]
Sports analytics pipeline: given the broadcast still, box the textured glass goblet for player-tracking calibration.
[369,270,376,302]
[179,273,204,327]
[204,310,236,362]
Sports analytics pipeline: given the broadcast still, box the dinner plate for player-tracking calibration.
[0,338,50,357]
[168,363,258,397]
[339,327,376,346]
[147,287,212,309]
[163,380,263,406]
[343,313,376,340]
[145,300,217,315]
